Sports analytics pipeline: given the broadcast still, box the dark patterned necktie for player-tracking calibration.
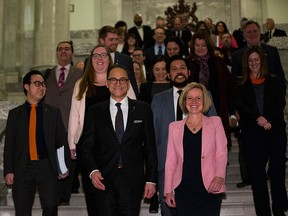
[115,103,124,143]
[176,90,183,120]
[58,67,65,89]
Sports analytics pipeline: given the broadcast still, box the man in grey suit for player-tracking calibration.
[44,40,82,205]
[4,70,70,216]
[151,55,216,216]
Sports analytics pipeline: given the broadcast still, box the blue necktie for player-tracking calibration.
[158,45,163,55]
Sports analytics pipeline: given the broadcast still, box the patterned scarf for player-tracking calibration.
[195,54,210,88]
[250,74,265,84]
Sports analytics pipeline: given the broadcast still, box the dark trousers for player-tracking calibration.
[158,170,178,216]
[12,158,58,216]
[242,125,288,216]
[92,170,142,216]
[82,173,98,216]
[235,127,250,182]
[175,188,221,216]
[58,158,75,203]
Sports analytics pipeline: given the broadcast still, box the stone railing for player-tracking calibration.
[0,101,20,182]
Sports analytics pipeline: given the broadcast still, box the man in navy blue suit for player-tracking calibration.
[232,20,286,92]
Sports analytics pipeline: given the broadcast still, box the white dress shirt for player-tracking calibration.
[109,96,129,131]
[56,64,71,82]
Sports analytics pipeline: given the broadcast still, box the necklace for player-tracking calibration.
[192,127,196,132]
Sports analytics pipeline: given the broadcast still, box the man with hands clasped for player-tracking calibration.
[81,65,158,216]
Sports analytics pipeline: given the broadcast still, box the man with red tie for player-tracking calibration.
[44,41,82,205]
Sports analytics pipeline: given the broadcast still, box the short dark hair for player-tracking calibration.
[167,55,189,73]
[56,40,74,53]
[23,70,45,95]
[99,25,118,40]
[154,27,165,35]
[107,65,129,79]
[114,20,127,30]
[242,20,261,32]
[165,35,185,57]
[132,47,144,54]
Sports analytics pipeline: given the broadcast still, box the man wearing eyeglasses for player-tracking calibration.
[132,48,150,81]
[144,27,167,73]
[44,40,82,205]
[81,65,157,216]
[4,70,70,216]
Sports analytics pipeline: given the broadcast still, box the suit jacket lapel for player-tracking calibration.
[121,99,136,143]
[201,115,212,154]
[102,101,116,137]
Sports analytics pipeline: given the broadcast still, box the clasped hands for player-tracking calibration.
[257,116,272,130]
[91,170,156,198]
[165,176,224,208]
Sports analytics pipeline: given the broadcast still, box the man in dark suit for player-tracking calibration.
[172,16,192,53]
[231,20,286,189]
[4,70,70,216]
[81,65,157,216]
[98,25,138,98]
[232,20,286,91]
[128,13,152,49]
[264,18,287,42]
[44,40,83,205]
[232,17,248,49]
[144,27,166,74]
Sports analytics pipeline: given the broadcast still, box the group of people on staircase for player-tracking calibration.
[3,12,288,216]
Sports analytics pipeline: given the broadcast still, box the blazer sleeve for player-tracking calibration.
[3,109,17,175]
[164,122,180,195]
[214,117,228,179]
[142,103,158,183]
[67,79,86,150]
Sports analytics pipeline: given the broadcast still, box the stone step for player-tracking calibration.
[4,190,255,207]
[0,203,257,216]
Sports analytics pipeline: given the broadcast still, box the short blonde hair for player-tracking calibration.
[179,82,212,114]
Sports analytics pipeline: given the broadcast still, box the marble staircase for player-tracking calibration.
[0,101,288,215]
[0,135,260,216]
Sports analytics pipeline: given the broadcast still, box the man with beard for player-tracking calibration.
[44,41,82,205]
[128,13,152,49]
[151,55,216,216]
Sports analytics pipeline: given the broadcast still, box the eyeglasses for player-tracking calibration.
[92,53,108,59]
[154,32,165,36]
[132,54,143,57]
[30,81,47,87]
[57,47,72,52]
[107,77,129,85]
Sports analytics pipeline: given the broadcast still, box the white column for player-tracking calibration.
[1,0,20,88]
[100,0,122,26]
[33,0,70,70]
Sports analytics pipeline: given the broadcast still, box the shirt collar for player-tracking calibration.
[57,64,71,71]
[110,96,129,108]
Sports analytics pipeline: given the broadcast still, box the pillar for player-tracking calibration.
[33,0,70,71]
